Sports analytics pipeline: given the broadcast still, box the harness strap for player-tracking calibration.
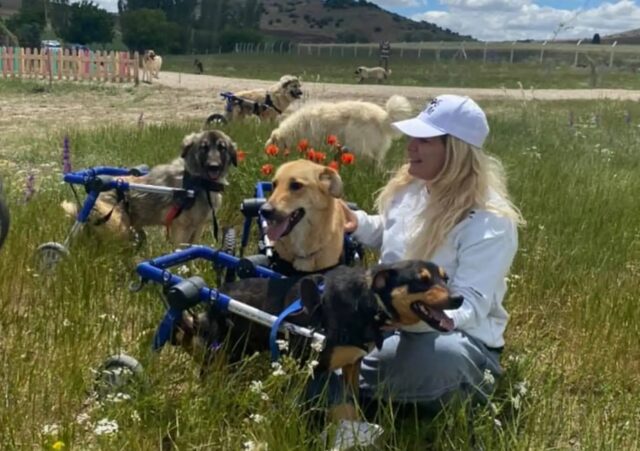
[264,94,282,114]
[270,299,304,361]
[93,188,127,226]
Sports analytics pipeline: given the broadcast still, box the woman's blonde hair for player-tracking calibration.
[375,135,524,260]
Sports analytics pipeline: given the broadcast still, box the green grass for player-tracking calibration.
[163,52,640,90]
[1,98,639,450]
[0,77,124,96]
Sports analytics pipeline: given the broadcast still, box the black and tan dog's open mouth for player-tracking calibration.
[207,164,222,181]
[265,208,305,241]
[410,301,455,332]
[291,89,303,99]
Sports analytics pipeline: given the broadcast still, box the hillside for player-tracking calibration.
[0,0,21,18]
[603,28,640,45]
[259,0,472,43]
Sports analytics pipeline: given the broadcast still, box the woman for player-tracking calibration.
[344,94,524,410]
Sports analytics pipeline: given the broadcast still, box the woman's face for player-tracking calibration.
[407,136,447,182]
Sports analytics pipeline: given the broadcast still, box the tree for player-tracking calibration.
[592,33,601,44]
[59,1,114,45]
[120,8,181,53]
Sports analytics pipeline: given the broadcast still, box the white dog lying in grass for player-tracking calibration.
[266,95,413,164]
[142,50,163,83]
[354,66,391,83]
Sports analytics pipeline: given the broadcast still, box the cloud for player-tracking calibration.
[413,0,640,41]
[93,0,118,13]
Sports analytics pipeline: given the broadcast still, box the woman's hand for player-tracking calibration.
[340,201,358,233]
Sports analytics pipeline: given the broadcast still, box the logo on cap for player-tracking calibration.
[426,98,441,115]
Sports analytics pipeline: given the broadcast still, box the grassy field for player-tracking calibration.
[0,75,639,450]
[163,52,640,90]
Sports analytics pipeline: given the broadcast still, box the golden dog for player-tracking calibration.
[259,159,345,273]
[226,75,303,121]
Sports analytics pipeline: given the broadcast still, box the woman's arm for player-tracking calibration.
[445,214,518,329]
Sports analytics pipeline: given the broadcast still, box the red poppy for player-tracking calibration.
[265,144,279,156]
[306,149,316,161]
[328,161,340,171]
[327,135,339,146]
[261,164,274,176]
[297,139,309,152]
[237,150,247,162]
[341,152,355,165]
[314,151,327,163]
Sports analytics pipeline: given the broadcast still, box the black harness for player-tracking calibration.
[221,91,282,117]
[164,171,226,242]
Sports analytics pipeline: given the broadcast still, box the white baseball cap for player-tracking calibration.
[392,95,489,148]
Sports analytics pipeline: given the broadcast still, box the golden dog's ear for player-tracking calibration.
[180,132,200,158]
[319,167,343,198]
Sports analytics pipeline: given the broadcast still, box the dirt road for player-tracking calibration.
[156,71,640,102]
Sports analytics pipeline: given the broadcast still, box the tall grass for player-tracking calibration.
[0,99,639,449]
[163,53,640,90]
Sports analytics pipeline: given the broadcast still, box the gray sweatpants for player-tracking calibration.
[359,331,503,408]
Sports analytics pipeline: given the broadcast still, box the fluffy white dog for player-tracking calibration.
[142,50,163,83]
[265,95,413,164]
[354,66,391,83]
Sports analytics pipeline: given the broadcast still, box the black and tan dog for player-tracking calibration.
[61,130,237,245]
[173,259,462,420]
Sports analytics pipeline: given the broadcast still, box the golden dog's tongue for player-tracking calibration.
[266,220,289,241]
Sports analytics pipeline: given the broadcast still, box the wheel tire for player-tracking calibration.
[35,242,69,274]
[205,113,228,126]
[93,353,144,398]
[216,227,237,284]
[0,196,9,251]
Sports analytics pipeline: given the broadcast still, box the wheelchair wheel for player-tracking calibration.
[0,195,8,251]
[35,242,69,274]
[205,113,228,126]
[93,353,145,399]
[214,227,237,285]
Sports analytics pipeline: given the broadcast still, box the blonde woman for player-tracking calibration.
[343,94,524,411]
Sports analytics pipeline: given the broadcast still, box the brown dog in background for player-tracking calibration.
[61,130,237,245]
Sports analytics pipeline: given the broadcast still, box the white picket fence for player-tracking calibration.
[235,40,639,68]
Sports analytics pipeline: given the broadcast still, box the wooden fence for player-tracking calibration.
[0,47,140,83]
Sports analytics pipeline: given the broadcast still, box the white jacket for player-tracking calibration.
[353,180,518,349]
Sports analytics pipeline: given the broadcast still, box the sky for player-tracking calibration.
[372,0,640,41]
[92,0,639,42]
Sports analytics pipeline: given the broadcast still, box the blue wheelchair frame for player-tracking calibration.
[135,246,326,357]
[37,165,200,272]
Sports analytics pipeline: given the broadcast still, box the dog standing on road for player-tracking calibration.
[355,66,391,84]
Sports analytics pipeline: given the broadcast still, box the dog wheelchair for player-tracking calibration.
[93,180,366,393]
[36,165,203,273]
[205,92,283,126]
[93,244,327,392]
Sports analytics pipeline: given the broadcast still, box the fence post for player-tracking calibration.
[368,46,372,57]
[436,41,442,62]
[482,41,487,64]
[574,39,583,67]
[329,45,333,57]
[341,45,344,57]
[354,45,357,57]
[509,41,516,64]
[609,41,617,68]
[400,46,404,58]
[418,45,422,59]
[539,40,547,64]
